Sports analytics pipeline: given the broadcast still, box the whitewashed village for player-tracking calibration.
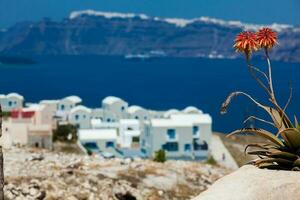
[0,93,241,199]
[0,92,213,161]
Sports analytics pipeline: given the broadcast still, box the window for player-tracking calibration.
[84,142,99,150]
[184,144,191,152]
[106,141,114,148]
[193,139,208,150]
[8,101,12,107]
[135,116,139,119]
[107,118,111,122]
[167,129,176,140]
[162,142,178,152]
[141,148,147,154]
[193,126,199,136]
[83,115,86,119]
[142,139,146,147]
[121,106,125,112]
[75,114,79,120]
[132,136,140,143]
[60,105,65,110]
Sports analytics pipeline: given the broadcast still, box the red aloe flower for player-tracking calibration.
[256,27,278,49]
[233,31,258,60]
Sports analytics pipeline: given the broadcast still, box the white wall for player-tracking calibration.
[119,120,140,148]
[102,100,128,122]
[69,110,91,129]
[141,122,211,159]
[1,96,23,112]
[3,119,28,145]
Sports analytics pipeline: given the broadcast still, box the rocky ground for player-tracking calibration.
[3,147,231,200]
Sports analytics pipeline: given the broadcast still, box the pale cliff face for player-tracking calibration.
[0,12,299,62]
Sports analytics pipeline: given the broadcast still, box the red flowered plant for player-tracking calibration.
[221,27,300,171]
[256,28,278,50]
[233,31,258,60]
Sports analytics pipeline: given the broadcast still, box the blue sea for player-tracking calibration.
[0,56,299,133]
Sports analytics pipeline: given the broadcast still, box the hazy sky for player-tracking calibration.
[1,0,300,28]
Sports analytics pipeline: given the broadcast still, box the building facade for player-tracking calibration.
[141,113,212,160]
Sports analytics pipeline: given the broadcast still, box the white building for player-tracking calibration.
[141,113,212,160]
[0,93,24,111]
[182,106,203,114]
[39,100,60,117]
[119,119,141,148]
[78,129,121,157]
[163,109,180,118]
[2,104,53,149]
[56,95,82,120]
[91,108,104,120]
[127,105,149,121]
[102,96,128,122]
[69,105,92,129]
[170,113,212,149]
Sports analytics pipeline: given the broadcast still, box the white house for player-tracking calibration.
[39,100,60,117]
[182,106,203,114]
[170,113,212,150]
[57,95,82,120]
[163,109,180,118]
[127,105,149,121]
[148,110,165,119]
[119,119,141,148]
[2,104,53,149]
[0,93,24,112]
[78,129,121,157]
[69,105,92,129]
[91,108,104,120]
[102,96,128,122]
[141,113,212,160]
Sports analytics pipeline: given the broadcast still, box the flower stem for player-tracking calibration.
[265,48,276,101]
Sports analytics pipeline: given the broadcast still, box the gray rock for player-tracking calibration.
[193,165,300,200]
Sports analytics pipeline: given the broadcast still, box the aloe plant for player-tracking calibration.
[221,28,300,170]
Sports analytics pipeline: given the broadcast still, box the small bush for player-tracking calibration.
[53,124,77,143]
[153,149,166,163]
[0,111,11,119]
[206,155,217,165]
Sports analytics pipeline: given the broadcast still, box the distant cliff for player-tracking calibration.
[0,10,299,62]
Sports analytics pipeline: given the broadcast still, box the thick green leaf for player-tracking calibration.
[227,128,284,147]
[244,143,277,155]
[293,158,300,167]
[247,150,268,156]
[258,163,290,170]
[255,158,294,166]
[278,128,300,149]
[262,106,292,131]
[266,149,298,160]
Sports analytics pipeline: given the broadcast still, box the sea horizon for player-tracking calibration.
[1,55,299,133]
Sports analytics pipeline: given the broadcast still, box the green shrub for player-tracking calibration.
[153,149,166,163]
[0,111,11,119]
[53,124,77,143]
[206,156,217,165]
